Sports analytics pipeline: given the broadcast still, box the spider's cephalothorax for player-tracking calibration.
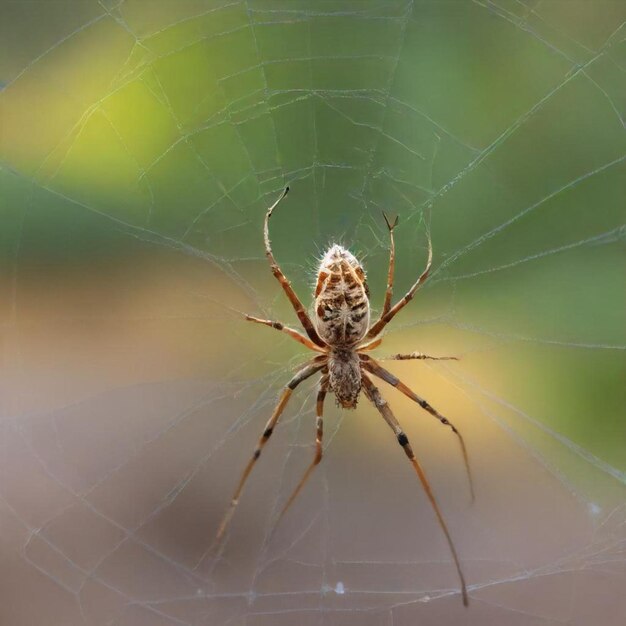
[328,348,361,408]
[217,187,472,607]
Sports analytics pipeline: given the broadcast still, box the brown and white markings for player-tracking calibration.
[216,187,473,607]
[314,244,370,347]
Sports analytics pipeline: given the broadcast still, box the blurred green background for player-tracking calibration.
[0,1,625,624]
[2,0,623,465]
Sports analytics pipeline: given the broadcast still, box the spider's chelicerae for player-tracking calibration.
[217,187,473,606]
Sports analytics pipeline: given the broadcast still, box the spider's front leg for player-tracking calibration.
[275,376,328,525]
[362,374,469,607]
[361,355,474,502]
[216,359,325,540]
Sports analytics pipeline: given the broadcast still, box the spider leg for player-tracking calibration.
[275,377,328,525]
[381,212,399,317]
[361,356,474,503]
[216,360,325,540]
[264,187,327,348]
[380,351,459,361]
[365,228,432,341]
[245,315,327,353]
[361,374,469,607]
[356,337,384,352]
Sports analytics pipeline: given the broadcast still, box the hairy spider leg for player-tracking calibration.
[356,337,384,352]
[365,228,432,341]
[264,187,327,348]
[362,356,474,503]
[216,360,325,540]
[244,315,327,353]
[381,352,459,361]
[275,377,329,525]
[381,211,399,317]
[362,374,469,607]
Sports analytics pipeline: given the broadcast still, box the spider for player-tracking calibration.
[216,186,473,606]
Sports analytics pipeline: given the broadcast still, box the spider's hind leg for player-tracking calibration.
[381,351,459,362]
[245,314,327,353]
[381,211,399,317]
[365,228,432,341]
[263,187,326,348]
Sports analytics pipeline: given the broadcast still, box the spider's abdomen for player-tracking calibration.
[313,244,370,346]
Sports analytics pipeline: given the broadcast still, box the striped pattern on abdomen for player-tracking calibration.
[313,244,370,346]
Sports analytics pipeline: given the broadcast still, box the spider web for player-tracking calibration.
[1,1,625,624]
